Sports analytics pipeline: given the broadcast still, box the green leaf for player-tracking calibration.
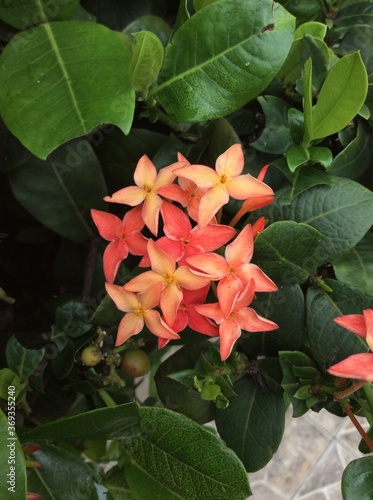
[21,402,140,442]
[215,375,285,472]
[251,95,292,154]
[311,52,368,140]
[308,146,333,168]
[5,336,44,382]
[150,0,295,122]
[286,144,310,171]
[0,368,22,400]
[8,139,107,242]
[307,279,373,369]
[104,468,135,500]
[27,442,100,500]
[122,406,251,500]
[332,233,373,295]
[328,121,373,179]
[0,21,135,159]
[253,221,324,283]
[129,31,164,94]
[342,457,373,500]
[123,15,172,47]
[0,410,27,500]
[241,284,305,356]
[0,0,80,29]
[249,177,373,264]
[302,57,313,146]
[55,302,92,339]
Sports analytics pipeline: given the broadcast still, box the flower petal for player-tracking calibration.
[215,144,244,177]
[175,164,219,188]
[161,202,191,240]
[104,185,145,206]
[189,223,236,251]
[198,184,229,228]
[122,205,145,232]
[142,192,163,235]
[91,209,121,240]
[160,284,183,325]
[124,270,164,292]
[148,239,175,276]
[157,183,190,207]
[235,307,278,332]
[103,239,128,284]
[195,302,224,324]
[174,266,211,290]
[154,162,179,189]
[333,313,367,338]
[364,309,373,351]
[125,232,148,256]
[139,282,163,310]
[327,353,373,382]
[134,155,157,187]
[186,253,229,279]
[225,224,253,267]
[115,313,144,346]
[237,263,278,292]
[187,306,219,337]
[217,275,244,318]
[219,316,241,361]
[227,174,274,201]
[105,283,138,312]
[144,309,180,339]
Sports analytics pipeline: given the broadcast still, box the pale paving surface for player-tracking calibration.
[249,408,370,499]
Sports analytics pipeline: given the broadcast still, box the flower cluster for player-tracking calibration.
[327,309,373,382]
[91,144,279,360]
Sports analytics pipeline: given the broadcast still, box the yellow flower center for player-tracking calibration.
[165,273,175,285]
[220,174,228,184]
[134,306,145,317]
[144,184,152,193]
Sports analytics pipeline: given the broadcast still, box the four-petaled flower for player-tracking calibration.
[175,144,274,228]
[105,282,179,346]
[103,155,186,235]
[91,206,148,283]
[327,309,373,382]
[196,280,278,361]
[187,224,277,317]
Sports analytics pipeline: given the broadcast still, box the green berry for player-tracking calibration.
[81,345,103,367]
[121,350,150,378]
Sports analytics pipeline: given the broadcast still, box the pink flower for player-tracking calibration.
[103,155,186,235]
[187,224,277,317]
[91,206,148,283]
[196,280,278,360]
[327,309,373,381]
[175,144,274,228]
[124,240,210,325]
[105,282,179,346]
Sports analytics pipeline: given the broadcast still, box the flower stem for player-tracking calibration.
[344,404,373,452]
[98,388,116,407]
[333,379,367,400]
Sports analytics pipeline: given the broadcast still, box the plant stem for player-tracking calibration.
[98,388,116,407]
[363,383,373,418]
[344,404,373,452]
[333,379,367,400]
[150,106,189,134]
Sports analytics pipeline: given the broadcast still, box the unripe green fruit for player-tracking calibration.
[81,345,103,367]
[121,350,150,378]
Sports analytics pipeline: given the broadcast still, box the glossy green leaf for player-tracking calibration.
[251,95,292,154]
[21,402,140,441]
[253,221,324,283]
[342,456,373,500]
[150,0,295,122]
[8,139,107,243]
[104,468,135,500]
[5,336,44,382]
[296,35,329,95]
[286,144,310,171]
[241,284,305,356]
[328,121,373,179]
[311,52,368,140]
[215,375,285,472]
[332,234,373,295]
[0,410,27,500]
[122,406,251,500]
[0,368,22,400]
[27,442,100,500]
[0,21,135,159]
[307,279,373,369]
[55,302,92,339]
[129,31,164,94]
[0,0,80,29]
[302,58,313,146]
[278,0,321,25]
[249,177,373,264]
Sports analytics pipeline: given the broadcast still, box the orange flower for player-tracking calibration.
[175,144,274,228]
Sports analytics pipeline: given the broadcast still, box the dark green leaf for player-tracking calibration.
[0,368,22,400]
[311,52,368,140]
[123,15,172,47]
[8,139,107,242]
[249,177,373,264]
[0,0,80,29]
[302,57,313,146]
[251,95,292,154]
[55,302,92,339]
[241,284,305,356]
[104,468,135,500]
[122,406,251,500]
[0,410,27,500]
[6,336,44,382]
[253,221,324,283]
[50,329,96,379]
[21,402,140,441]
[342,457,373,500]
[27,442,100,500]
[276,0,321,25]
[215,375,285,472]
[328,121,373,179]
[151,0,295,121]
[307,279,373,370]
[332,233,373,295]
[286,144,310,171]
[0,21,135,159]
